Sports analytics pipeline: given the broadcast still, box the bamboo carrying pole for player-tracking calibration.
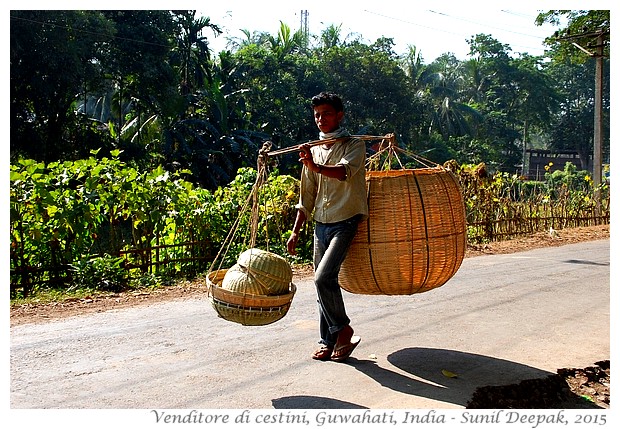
[266,134,396,157]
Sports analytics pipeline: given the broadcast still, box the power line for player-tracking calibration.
[363,9,469,37]
[363,8,549,54]
[500,9,540,19]
[427,9,544,40]
[10,14,172,49]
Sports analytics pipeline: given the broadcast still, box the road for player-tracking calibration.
[10,239,610,410]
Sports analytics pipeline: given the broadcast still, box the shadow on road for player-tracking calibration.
[271,348,559,409]
[341,347,569,408]
[272,396,367,409]
[562,259,609,266]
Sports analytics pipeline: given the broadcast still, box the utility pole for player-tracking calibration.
[300,10,309,47]
[557,28,608,219]
[592,31,604,218]
[521,119,528,178]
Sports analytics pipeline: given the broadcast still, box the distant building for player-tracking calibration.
[525,149,591,180]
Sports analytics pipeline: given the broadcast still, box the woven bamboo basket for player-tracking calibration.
[338,167,466,295]
[207,269,296,326]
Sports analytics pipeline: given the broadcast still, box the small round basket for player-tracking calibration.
[207,269,296,326]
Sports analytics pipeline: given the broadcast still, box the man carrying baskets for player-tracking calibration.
[287,91,368,362]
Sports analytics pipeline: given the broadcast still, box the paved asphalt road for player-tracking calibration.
[10,239,610,411]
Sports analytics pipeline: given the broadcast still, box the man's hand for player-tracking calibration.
[298,143,318,172]
[287,232,299,255]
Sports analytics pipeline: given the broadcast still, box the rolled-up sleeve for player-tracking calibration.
[336,139,366,181]
[295,166,317,219]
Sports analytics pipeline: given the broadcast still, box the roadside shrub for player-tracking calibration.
[10,154,609,299]
[69,254,127,293]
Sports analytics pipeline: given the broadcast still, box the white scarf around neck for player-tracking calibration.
[319,127,350,140]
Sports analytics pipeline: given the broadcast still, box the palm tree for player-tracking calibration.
[319,24,343,51]
[226,29,272,51]
[425,54,482,139]
[170,10,222,96]
[267,22,305,59]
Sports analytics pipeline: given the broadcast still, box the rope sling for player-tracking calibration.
[207,134,467,325]
[206,141,296,326]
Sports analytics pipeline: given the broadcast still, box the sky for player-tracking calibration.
[8,1,612,61]
[199,1,568,61]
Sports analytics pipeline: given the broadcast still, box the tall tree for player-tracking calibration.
[267,22,305,60]
[320,38,420,139]
[426,53,481,140]
[544,53,609,170]
[170,11,222,96]
[537,10,610,61]
[318,24,343,51]
[400,45,437,146]
[10,10,115,161]
[99,10,179,146]
[509,54,560,174]
[461,34,530,169]
[537,10,610,171]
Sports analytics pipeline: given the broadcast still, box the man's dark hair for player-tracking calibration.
[311,91,344,112]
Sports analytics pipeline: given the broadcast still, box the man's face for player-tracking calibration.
[313,104,344,134]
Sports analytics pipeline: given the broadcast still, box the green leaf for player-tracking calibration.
[441,369,458,378]
[46,205,59,217]
[10,171,25,182]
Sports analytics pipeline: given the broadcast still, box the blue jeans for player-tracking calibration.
[313,215,361,347]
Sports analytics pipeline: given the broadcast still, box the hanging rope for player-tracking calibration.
[206,140,300,327]
[364,134,440,171]
[208,133,445,276]
[250,140,273,248]
[207,140,274,276]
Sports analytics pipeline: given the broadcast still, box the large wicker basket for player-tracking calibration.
[339,167,466,295]
[207,269,296,326]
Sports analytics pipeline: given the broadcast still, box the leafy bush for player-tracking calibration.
[544,161,594,196]
[69,254,127,293]
[454,160,609,243]
[10,154,302,297]
[10,154,609,298]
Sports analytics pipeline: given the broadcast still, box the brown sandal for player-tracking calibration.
[331,336,361,362]
[312,345,333,361]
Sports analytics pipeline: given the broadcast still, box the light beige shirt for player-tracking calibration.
[296,137,368,223]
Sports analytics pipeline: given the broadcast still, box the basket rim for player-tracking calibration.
[207,269,296,307]
[366,166,450,178]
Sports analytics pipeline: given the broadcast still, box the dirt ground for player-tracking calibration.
[10,224,610,408]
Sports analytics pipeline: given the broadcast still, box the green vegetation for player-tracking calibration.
[9,153,303,299]
[10,10,610,301]
[10,10,610,183]
[11,156,609,301]
[453,161,608,243]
